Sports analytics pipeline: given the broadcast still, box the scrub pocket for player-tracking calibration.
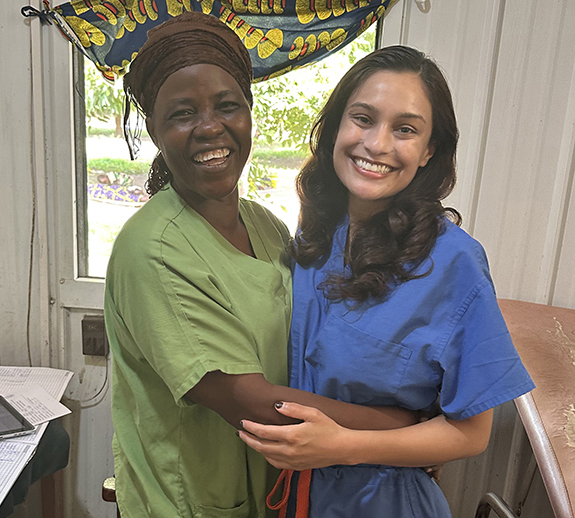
[195,499,252,517]
[304,313,412,403]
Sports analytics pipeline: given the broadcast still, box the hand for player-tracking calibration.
[238,402,353,470]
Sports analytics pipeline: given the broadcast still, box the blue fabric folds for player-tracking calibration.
[288,217,535,517]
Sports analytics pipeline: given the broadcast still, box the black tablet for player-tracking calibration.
[0,395,35,439]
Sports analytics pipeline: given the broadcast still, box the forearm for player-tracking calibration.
[186,372,416,430]
[270,384,416,431]
[337,410,493,467]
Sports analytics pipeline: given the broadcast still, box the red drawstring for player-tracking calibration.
[267,469,294,518]
[267,468,312,518]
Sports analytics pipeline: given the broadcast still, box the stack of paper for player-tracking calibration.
[0,367,73,504]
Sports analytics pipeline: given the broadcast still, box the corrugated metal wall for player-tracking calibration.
[383,1,575,516]
[1,0,573,516]
[383,0,575,309]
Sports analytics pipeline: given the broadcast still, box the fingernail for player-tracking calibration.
[274,401,284,409]
[240,420,245,428]
[236,430,240,437]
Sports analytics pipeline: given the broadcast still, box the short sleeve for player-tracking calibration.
[438,281,535,420]
[106,235,266,407]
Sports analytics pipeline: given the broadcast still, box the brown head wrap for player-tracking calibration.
[123,11,253,159]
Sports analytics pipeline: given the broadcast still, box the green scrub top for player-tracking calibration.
[104,184,292,518]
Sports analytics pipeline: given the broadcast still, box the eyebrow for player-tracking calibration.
[213,89,236,101]
[347,102,427,124]
[165,99,192,110]
[165,90,237,109]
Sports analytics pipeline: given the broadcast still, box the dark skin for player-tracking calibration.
[148,64,418,434]
[187,372,418,430]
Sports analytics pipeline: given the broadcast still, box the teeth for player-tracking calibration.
[193,148,230,163]
[354,158,392,175]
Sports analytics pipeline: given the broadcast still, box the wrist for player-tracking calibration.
[338,429,365,466]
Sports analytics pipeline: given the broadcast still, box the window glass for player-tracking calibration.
[80,24,377,278]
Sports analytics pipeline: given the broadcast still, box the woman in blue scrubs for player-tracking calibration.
[239,46,535,517]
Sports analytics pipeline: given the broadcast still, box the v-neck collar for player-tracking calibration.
[330,215,350,270]
[166,185,271,265]
[239,200,270,263]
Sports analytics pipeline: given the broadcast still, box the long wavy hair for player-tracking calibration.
[292,45,461,304]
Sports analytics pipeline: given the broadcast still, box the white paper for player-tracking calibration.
[0,441,35,503]
[10,423,47,446]
[0,367,73,401]
[4,385,71,427]
[0,367,73,505]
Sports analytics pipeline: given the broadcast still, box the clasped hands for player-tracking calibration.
[237,401,443,479]
[238,401,351,470]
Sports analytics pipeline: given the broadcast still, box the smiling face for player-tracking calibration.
[333,70,435,221]
[146,64,252,208]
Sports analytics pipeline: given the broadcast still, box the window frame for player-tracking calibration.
[73,20,384,279]
[73,48,90,279]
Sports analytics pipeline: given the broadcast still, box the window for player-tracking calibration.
[75,24,378,278]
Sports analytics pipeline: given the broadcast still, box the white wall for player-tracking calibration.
[383,1,575,516]
[1,0,573,516]
[383,0,575,309]
[1,3,56,517]
[1,2,44,368]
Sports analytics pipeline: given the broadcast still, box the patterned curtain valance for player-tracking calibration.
[28,0,397,81]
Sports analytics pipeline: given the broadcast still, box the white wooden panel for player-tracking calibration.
[61,309,115,518]
[0,2,43,367]
[1,4,59,514]
[380,0,406,45]
[473,0,575,305]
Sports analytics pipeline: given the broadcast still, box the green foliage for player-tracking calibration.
[252,147,307,173]
[251,27,376,153]
[243,158,277,202]
[87,126,150,138]
[88,157,150,176]
[252,147,307,162]
[89,220,126,267]
[87,126,118,137]
[84,63,125,136]
[252,76,323,152]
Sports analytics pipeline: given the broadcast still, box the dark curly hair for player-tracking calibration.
[145,152,172,196]
[292,45,461,304]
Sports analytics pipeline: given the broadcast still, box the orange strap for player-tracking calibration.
[295,469,312,518]
[266,468,312,518]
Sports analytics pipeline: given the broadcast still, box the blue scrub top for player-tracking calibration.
[289,217,535,518]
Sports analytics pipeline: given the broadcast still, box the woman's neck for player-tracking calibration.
[348,195,390,223]
[177,187,254,257]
